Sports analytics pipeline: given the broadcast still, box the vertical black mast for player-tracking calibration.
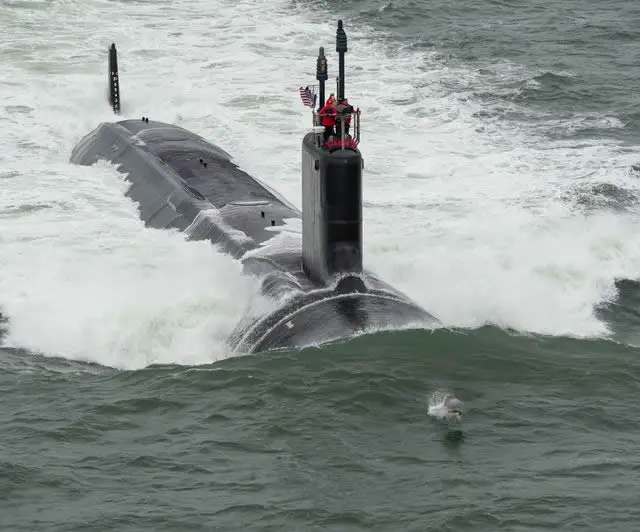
[336,20,348,100]
[108,43,121,114]
[316,47,328,110]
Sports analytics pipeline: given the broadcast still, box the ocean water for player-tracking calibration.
[1,0,639,530]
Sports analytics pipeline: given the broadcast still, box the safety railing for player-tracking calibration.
[312,109,361,151]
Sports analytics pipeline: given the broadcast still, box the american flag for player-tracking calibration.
[298,86,315,107]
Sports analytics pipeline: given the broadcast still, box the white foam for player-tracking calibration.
[185,209,254,246]
[243,217,302,259]
[0,161,254,370]
[427,391,464,422]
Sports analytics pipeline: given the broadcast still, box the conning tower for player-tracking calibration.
[302,20,364,292]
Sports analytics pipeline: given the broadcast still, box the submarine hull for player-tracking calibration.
[70,119,438,353]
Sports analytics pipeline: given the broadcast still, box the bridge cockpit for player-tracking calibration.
[311,107,361,151]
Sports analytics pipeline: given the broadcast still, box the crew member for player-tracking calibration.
[318,98,337,143]
[318,93,335,114]
[336,98,354,136]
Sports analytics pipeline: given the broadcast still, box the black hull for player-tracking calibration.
[70,119,438,353]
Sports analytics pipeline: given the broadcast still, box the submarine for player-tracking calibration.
[70,20,439,354]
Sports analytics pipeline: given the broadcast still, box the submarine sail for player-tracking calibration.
[70,21,439,354]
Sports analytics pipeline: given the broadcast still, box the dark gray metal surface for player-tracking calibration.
[301,132,362,286]
[70,119,438,353]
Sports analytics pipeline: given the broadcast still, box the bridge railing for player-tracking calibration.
[311,109,361,150]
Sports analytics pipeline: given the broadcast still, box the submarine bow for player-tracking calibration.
[70,22,439,354]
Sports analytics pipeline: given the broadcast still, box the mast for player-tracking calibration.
[335,20,347,101]
[316,47,328,111]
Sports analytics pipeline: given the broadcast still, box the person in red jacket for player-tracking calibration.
[318,98,337,144]
[336,98,354,136]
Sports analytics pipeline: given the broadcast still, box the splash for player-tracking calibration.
[428,391,465,423]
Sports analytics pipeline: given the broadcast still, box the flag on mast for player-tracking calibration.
[298,86,316,108]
